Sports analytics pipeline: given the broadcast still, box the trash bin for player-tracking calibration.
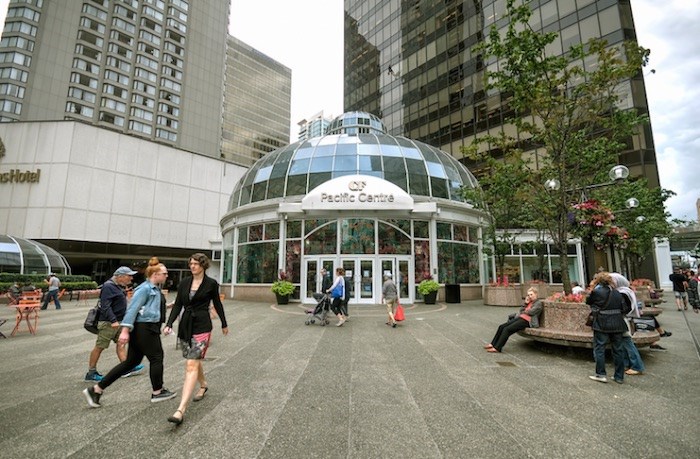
[445,284,461,303]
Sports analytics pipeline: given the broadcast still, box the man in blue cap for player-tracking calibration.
[84,266,144,382]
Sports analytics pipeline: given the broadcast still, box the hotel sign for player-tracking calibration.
[0,168,41,183]
[301,175,414,210]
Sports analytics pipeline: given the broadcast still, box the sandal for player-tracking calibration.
[625,369,642,375]
[483,344,494,349]
[193,386,208,402]
[486,347,500,353]
[167,409,184,425]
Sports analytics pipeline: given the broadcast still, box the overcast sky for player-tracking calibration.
[0,1,696,221]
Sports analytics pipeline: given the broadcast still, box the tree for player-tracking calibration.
[462,135,532,284]
[477,0,651,293]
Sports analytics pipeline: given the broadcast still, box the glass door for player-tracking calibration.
[379,257,412,304]
[342,258,375,304]
[304,258,335,301]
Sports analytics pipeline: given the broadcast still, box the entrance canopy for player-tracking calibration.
[0,235,71,274]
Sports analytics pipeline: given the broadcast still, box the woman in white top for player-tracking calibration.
[326,267,347,327]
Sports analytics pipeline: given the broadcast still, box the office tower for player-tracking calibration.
[297,110,332,141]
[0,0,229,158]
[344,0,659,186]
[222,36,291,166]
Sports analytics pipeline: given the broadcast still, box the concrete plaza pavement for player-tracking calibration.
[1,298,699,458]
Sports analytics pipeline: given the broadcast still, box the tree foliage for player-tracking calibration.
[475,0,653,293]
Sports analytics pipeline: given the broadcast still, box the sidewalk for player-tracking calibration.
[1,299,699,458]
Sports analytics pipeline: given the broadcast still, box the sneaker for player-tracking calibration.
[336,318,345,327]
[84,370,103,382]
[613,378,624,385]
[122,363,145,378]
[659,331,672,338]
[650,344,666,350]
[82,386,102,408]
[589,375,608,383]
[151,388,177,403]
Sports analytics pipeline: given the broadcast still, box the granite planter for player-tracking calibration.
[484,285,522,306]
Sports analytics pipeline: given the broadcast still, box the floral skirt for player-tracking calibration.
[180,332,211,360]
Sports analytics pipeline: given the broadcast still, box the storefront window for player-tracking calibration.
[341,219,375,254]
[414,240,431,281]
[305,221,337,255]
[438,242,480,283]
[287,220,302,238]
[236,242,277,283]
[378,221,411,254]
[413,220,429,238]
[285,240,301,283]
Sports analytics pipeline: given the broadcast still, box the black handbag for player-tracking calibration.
[586,289,611,327]
[84,301,100,334]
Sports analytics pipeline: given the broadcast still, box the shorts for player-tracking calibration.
[385,297,397,315]
[95,321,119,349]
[180,332,211,360]
[674,291,688,299]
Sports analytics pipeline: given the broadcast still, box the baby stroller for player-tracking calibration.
[305,293,331,326]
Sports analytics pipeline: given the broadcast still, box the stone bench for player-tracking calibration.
[517,300,660,349]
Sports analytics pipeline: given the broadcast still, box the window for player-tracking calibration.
[160,78,181,92]
[171,0,189,12]
[112,17,135,33]
[102,83,127,99]
[108,43,132,59]
[129,119,152,135]
[106,56,131,72]
[145,0,165,9]
[0,51,31,66]
[77,30,103,47]
[166,18,186,33]
[110,30,134,46]
[166,30,184,44]
[142,5,164,21]
[80,16,105,33]
[113,4,136,20]
[135,67,157,83]
[7,7,41,22]
[133,94,155,108]
[73,57,99,74]
[139,30,161,45]
[131,107,154,121]
[81,3,107,20]
[156,115,177,129]
[3,21,38,36]
[99,111,125,127]
[101,97,127,112]
[0,100,22,114]
[161,66,182,80]
[159,90,180,104]
[0,59,30,82]
[75,43,101,60]
[163,53,182,68]
[104,69,129,85]
[136,54,158,70]
[158,102,179,116]
[66,102,94,117]
[138,42,160,58]
[133,80,156,95]
[0,83,25,98]
[156,128,177,141]
[168,7,188,22]
[70,72,98,89]
[118,0,138,8]
[164,42,184,56]
[141,17,162,33]
[67,86,96,103]
[1,36,35,52]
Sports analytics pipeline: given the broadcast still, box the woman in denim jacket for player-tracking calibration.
[83,258,177,408]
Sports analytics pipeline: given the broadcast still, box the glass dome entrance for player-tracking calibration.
[0,235,71,274]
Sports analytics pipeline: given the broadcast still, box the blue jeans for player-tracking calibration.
[593,330,625,381]
[41,289,61,310]
[622,334,645,372]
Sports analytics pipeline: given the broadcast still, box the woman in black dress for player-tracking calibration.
[164,253,228,424]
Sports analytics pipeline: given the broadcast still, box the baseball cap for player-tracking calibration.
[114,266,137,276]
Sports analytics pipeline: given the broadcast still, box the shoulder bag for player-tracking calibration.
[84,300,101,334]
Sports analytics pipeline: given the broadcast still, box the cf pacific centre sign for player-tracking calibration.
[301,175,414,210]
[0,168,41,183]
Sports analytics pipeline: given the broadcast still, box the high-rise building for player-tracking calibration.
[296,110,333,141]
[0,0,229,158]
[222,36,291,166]
[344,0,659,187]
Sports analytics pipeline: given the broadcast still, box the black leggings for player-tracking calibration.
[490,317,529,352]
[331,297,343,315]
[98,322,165,391]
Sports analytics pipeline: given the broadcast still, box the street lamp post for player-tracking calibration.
[544,165,644,282]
